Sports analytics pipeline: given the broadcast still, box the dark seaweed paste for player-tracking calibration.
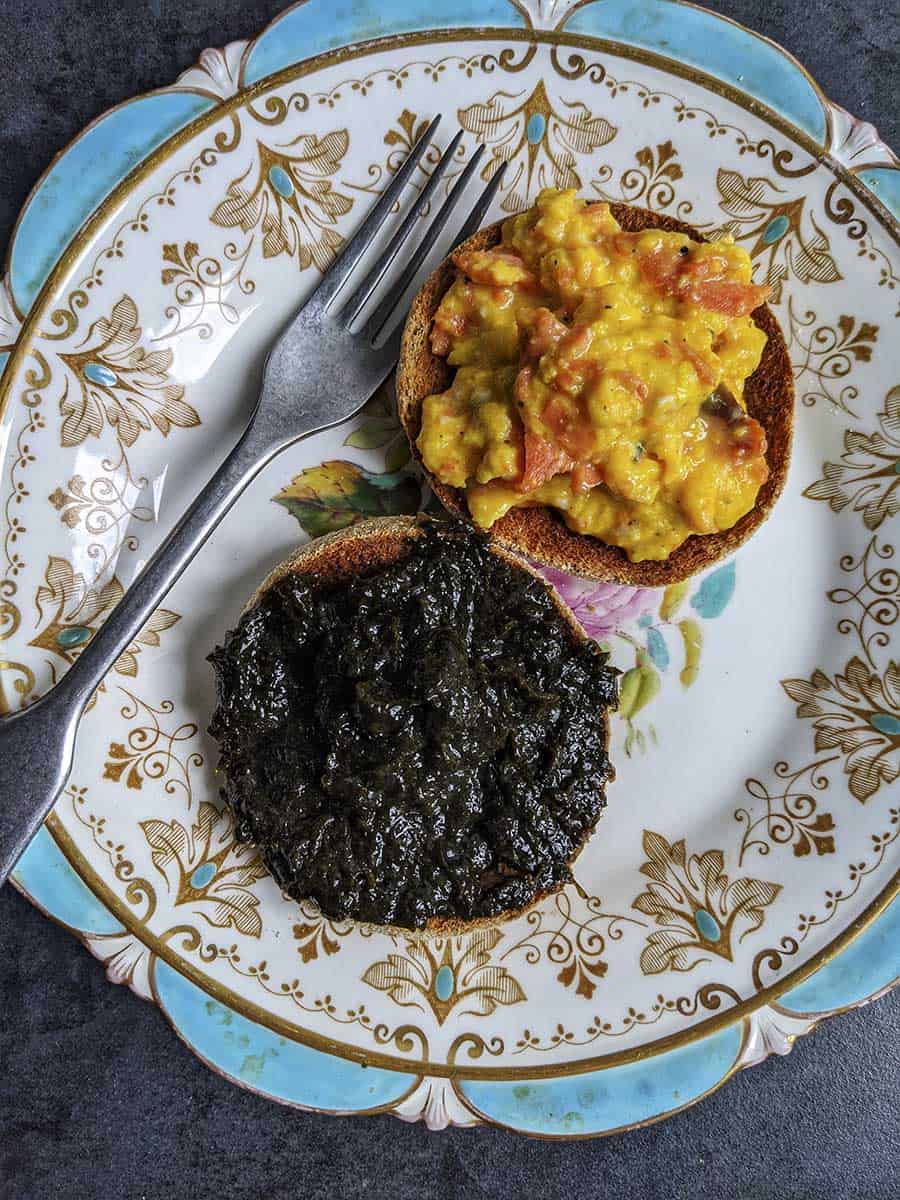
[208,522,617,929]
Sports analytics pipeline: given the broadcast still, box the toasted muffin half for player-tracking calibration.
[396,204,794,586]
[231,516,614,936]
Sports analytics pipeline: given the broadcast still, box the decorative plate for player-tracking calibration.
[3,0,898,1137]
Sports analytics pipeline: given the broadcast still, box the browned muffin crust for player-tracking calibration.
[396,204,794,585]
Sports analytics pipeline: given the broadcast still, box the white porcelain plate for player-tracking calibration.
[2,0,898,1136]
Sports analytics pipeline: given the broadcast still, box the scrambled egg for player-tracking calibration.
[418,188,771,561]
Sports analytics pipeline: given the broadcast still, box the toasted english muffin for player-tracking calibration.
[240,516,612,936]
[396,204,794,586]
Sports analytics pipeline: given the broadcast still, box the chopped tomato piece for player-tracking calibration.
[541,392,597,460]
[583,202,617,234]
[685,279,771,317]
[526,308,568,357]
[613,232,639,260]
[546,324,595,396]
[681,343,715,387]
[453,249,537,288]
[639,244,771,316]
[561,323,593,359]
[727,415,768,463]
[613,370,649,402]
[681,254,728,282]
[541,390,570,436]
[638,243,683,292]
[518,432,576,492]
[514,366,534,407]
[571,462,604,494]
[561,424,597,461]
[430,305,470,356]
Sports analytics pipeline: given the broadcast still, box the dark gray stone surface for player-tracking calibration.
[0,2,897,1197]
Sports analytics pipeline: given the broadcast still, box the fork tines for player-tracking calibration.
[312,113,507,347]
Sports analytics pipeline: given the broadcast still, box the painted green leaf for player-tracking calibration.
[678,619,703,687]
[659,579,690,622]
[618,667,642,719]
[343,422,396,450]
[354,379,399,426]
[617,664,660,720]
[342,380,411,470]
[274,460,420,536]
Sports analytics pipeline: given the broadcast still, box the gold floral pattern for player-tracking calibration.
[706,169,842,302]
[292,901,356,963]
[599,70,821,185]
[211,131,353,270]
[45,118,243,341]
[348,109,448,208]
[64,786,158,921]
[4,350,50,581]
[737,536,898,859]
[382,108,438,170]
[593,139,693,220]
[0,581,35,713]
[362,929,525,1024]
[0,656,34,714]
[458,82,616,212]
[29,555,179,684]
[793,805,900,940]
[102,690,201,801]
[786,298,879,417]
[752,804,899,991]
[156,239,256,341]
[804,385,900,525]
[48,462,153,539]
[501,888,644,1000]
[781,658,900,804]
[737,760,838,864]
[58,296,198,448]
[828,537,899,667]
[632,831,781,974]
[141,802,269,938]
[187,937,424,1059]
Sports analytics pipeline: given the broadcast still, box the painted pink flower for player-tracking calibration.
[537,565,657,641]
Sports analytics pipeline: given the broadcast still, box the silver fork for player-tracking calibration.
[0,115,506,886]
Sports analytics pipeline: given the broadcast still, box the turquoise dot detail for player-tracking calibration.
[56,626,91,648]
[526,114,546,144]
[83,362,117,387]
[268,164,295,198]
[871,712,900,736]
[893,461,900,474]
[694,908,720,941]
[190,862,216,889]
[434,965,454,1002]
[762,215,790,244]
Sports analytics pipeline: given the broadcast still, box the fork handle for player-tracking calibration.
[0,420,275,887]
[66,423,275,708]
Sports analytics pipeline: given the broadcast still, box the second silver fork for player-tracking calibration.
[0,114,506,885]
